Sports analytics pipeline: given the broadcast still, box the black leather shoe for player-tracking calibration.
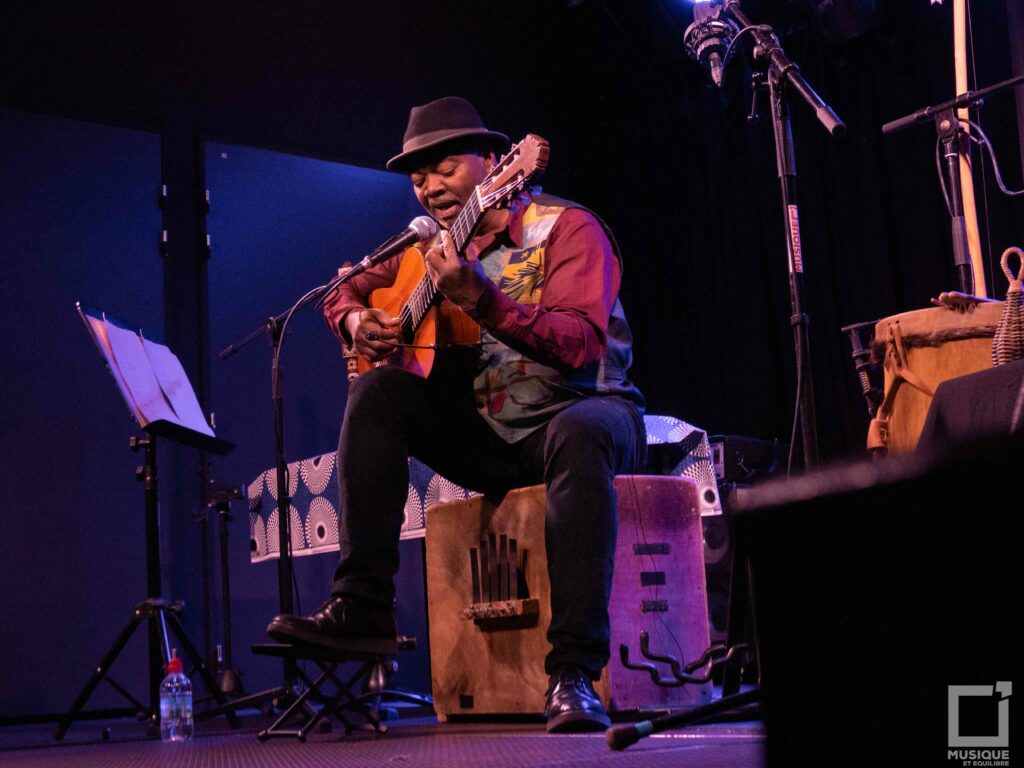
[544,666,611,733]
[267,595,397,655]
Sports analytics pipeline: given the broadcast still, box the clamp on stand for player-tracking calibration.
[841,320,883,419]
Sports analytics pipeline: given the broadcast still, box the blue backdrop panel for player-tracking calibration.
[204,143,427,695]
[0,109,163,718]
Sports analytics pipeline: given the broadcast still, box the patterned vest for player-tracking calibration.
[474,193,644,442]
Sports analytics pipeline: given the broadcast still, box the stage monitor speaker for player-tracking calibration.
[733,435,1022,767]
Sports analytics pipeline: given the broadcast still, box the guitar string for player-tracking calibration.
[400,188,482,337]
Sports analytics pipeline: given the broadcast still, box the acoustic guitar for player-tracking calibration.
[356,134,550,378]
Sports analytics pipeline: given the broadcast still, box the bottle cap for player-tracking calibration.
[167,657,183,674]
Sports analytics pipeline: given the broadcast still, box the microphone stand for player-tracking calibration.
[606,2,847,754]
[726,0,845,473]
[214,269,361,709]
[882,73,1024,295]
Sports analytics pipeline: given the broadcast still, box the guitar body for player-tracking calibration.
[356,246,480,378]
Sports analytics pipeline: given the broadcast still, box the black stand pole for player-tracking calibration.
[194,480,246,699]
[268,316,299,687]
[937,112,976,294]
[215,491,242,695]
[724,0,844,471]
[194,481,299,719]
[141,435,164,711]
[54,436,239,739]
[767,67,819,471]
[198,489,214,679]
[937,114,970,294]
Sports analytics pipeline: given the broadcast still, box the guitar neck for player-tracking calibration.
[447,189,485,254]
[402,190,486,336]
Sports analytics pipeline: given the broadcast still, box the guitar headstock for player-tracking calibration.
[478,134,550,210]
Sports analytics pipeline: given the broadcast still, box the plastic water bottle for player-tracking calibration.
[159,652,194,742]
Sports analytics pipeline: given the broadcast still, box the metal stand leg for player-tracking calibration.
[257,659,387,741]
[54,609,146,740]
[54,599,239,740]
[355,658,434,713]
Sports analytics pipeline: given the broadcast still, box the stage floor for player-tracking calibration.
[0,710,765,768]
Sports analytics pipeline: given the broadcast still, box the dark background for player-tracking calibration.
[1,0,1021,721]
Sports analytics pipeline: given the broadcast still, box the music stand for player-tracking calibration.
[54,304,238,740]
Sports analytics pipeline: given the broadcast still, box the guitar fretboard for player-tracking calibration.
[399,190,484,342]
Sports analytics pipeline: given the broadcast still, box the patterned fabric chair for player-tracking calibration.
[247,414,720,564]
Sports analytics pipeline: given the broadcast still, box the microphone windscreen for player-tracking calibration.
[410,216,438,241]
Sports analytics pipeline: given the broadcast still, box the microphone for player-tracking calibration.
[352,215,438,276]
[683,2,740,88]
[316,216,438,307]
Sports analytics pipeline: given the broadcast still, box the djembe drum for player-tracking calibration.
[868,301,1004,455]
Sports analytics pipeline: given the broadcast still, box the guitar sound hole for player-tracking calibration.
[400,318,415,344]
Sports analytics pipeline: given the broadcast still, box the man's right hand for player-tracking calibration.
[346,307,401,362]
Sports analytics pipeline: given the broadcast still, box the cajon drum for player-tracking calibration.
[425,475,712,719]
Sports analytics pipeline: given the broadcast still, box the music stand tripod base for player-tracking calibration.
[54,433,239,740]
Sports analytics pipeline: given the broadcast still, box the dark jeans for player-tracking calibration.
[332,364,646,678]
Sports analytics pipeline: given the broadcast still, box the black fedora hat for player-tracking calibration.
[386,96,508,172]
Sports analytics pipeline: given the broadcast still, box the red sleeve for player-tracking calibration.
[457,208,619,372]
[321,256,401,345]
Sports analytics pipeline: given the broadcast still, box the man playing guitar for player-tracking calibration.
[268,96,646,733]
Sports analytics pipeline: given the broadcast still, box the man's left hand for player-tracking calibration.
[424,231,488,308]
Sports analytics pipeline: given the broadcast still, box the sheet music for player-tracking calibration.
[141,335,215,437]
[103,319,178,426]
[83,313,140,419]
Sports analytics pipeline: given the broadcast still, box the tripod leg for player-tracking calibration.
[54,613,145,740]
[165,610,240,727]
